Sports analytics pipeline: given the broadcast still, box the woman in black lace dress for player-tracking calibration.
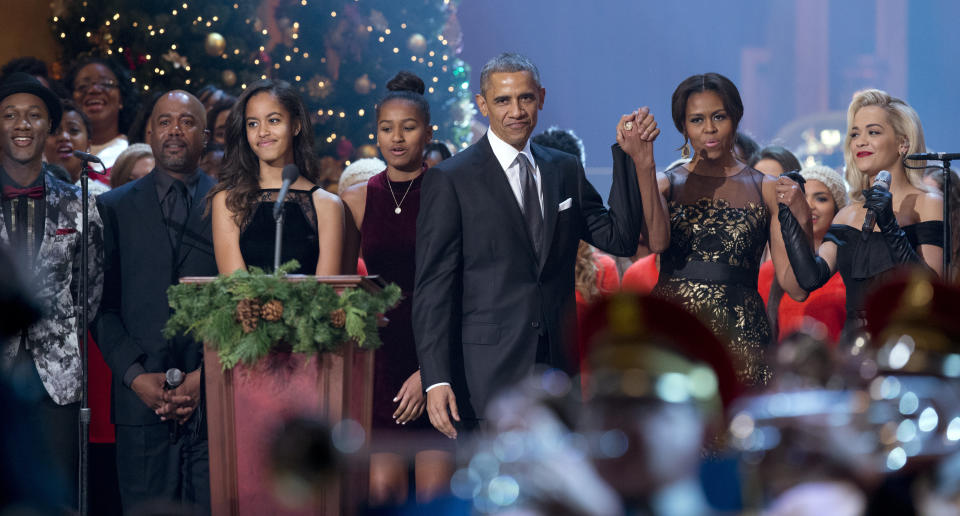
[621,73,807,386]
[778,89,943,334]
[210,80,344,274]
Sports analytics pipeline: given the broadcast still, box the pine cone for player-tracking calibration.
[240,318,258,334]
[235,298,262,334]
[262,299,284,322]
[330,308,346,328]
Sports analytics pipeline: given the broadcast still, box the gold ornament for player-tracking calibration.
[353,74,372,95]
[205,32,227,57]
[407,33,427,54]
[357,144,378,159]
[262,299,284,322]
[681,142,690,159]
[330,308,346,328]
[221,69,237,88]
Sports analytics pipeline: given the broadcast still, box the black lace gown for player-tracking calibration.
[239,188,320,274]
[651,166,772,385]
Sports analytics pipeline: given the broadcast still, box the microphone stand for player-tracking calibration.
[273,200,284,274]
[75,159,103,516]
[943,158,952,278]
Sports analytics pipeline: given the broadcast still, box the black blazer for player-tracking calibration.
[413,135,644,419]
[94,170,218,425]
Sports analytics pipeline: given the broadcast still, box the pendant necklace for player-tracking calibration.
[387,176,414,215]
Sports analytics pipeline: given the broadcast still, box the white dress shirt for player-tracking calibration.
[425,128,545,394]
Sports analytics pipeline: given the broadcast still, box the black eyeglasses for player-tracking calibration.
[74,80,119,95]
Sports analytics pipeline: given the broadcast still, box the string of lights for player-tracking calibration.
[51,0,474,156]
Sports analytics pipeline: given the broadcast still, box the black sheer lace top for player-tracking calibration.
[659,165,770,283]
[824,221,944,321]
[239,188,319,274]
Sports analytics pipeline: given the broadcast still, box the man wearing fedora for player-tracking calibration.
[0,72,104,508]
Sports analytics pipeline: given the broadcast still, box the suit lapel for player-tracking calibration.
[532,144,560,271]
[476,136,538,263]
[133,171,174,273]
[174,173,213,271]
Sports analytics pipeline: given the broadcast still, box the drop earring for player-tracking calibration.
[680,142,690,160]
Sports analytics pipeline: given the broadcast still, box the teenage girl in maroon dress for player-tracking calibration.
[341,71,453,506]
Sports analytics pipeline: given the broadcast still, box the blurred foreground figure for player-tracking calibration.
[458,293,743,515]
[730,272,960,515]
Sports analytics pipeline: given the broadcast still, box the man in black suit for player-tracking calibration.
[414,53,662,438]
[95,90,216,513]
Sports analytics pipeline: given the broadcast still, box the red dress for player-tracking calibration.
[621,254,659,295]
[757,260,846,343]
[574,252,620,364]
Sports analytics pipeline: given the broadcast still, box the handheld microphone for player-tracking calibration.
[72,150,104,165]
[861,170,892,239]
[273,164,300,221]
[164,368,185,443]
[906,152,960,161]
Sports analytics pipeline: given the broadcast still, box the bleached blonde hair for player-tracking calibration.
[844,89,927,202]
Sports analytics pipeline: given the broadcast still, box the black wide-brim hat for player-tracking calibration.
[0,72,62,133]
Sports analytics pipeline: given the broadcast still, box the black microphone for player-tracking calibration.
[861,170,892,240]
[273,164,300,221]
[164,368,184,443]
[906,152,960,161]
[72,150,104,165]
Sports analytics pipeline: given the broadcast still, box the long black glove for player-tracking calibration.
[779,205,831,292]
[862,186,924,265]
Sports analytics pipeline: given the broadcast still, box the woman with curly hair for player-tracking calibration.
[209,79,344,275]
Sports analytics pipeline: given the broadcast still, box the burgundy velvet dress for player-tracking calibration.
[360,171,433,440]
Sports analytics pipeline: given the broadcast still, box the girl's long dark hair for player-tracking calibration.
[207,79,319,226]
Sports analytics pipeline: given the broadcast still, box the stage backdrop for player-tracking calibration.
[458,0,960,199]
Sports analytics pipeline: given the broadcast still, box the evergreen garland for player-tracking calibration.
[164,260,402,370]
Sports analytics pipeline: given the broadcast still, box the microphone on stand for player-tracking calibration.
[164,368,185,443]
[861,170,892,240]
[906,152,960,161]
[273,164,300,220]
[72,150,106,174]
[273,164,300,272]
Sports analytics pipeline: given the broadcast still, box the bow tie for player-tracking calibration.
[2,185,44,200]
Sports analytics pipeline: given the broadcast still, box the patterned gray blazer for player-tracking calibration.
[1,172,104,405]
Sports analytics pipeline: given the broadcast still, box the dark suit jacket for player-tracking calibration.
[94,170,218,425]
[413,135,643,419]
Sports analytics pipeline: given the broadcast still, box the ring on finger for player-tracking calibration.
[624,121,634,131]
[778,193,784,199]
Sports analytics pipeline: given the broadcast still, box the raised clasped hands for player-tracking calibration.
[617,107,660,170]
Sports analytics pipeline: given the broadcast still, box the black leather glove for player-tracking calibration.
[862,186,895,229]
[779,206,831,291]
[860,186,923,265]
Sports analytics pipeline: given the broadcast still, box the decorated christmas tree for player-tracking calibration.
[51,0,473,158]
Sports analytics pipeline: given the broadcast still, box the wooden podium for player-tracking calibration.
[180,276,383,516]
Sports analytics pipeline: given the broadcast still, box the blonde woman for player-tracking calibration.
[778,89,943,333]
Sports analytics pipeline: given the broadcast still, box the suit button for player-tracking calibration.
[531,321,540,329]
